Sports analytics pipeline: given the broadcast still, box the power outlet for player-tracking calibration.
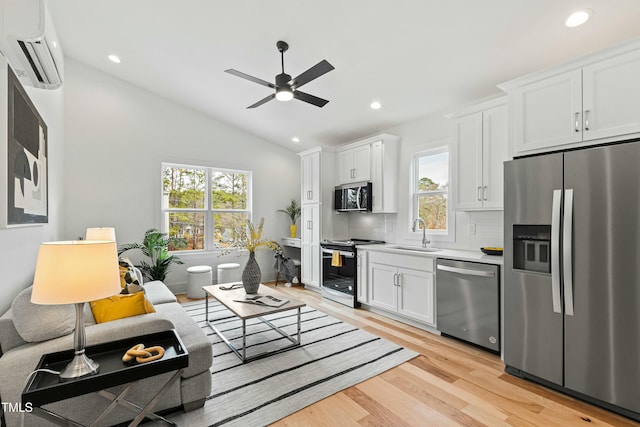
[468,223,476,234]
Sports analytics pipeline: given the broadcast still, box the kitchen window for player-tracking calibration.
[162,163,252,252]
[412,146,453,239]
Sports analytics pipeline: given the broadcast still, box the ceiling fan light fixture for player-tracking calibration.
[226,40,334,108]
[276,87,294,102]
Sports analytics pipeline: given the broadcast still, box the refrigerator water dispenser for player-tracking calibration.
[513,225,551,273]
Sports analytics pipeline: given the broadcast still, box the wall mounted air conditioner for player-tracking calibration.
[0,0,63,89]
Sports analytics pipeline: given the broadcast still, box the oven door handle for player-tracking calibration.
[321,248,355,258]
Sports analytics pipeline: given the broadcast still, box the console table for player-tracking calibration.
[22,329,188,426]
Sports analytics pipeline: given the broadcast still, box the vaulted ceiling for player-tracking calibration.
[48,0,640,151]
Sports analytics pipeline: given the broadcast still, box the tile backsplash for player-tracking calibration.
[345,210,504,251]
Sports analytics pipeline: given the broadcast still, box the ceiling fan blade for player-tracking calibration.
[294,90,329,107]
[247,94,275,108]
[225,69,275,88]
[291,60,334,89]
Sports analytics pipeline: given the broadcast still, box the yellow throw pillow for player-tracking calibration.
[90,292,155,324]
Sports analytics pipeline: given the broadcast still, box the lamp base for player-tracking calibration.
[59,350,99,381]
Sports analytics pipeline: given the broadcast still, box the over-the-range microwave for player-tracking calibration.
[334,182,372,212]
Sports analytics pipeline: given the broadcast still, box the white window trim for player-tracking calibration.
[161,162,253,253]
[409,145,455,243]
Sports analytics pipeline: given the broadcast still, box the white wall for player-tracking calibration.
[0,57,65,314]
[346,112,504,250]
[62,60,300,293]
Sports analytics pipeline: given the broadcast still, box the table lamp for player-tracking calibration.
[31,240,121,380]
[85,227,116,242]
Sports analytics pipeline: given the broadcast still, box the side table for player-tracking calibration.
[22,329,188,426]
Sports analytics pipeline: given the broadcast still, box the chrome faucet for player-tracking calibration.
[412,218,431,248]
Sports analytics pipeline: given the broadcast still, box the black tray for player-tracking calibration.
[480,247,503,256]
[22,329,188,407]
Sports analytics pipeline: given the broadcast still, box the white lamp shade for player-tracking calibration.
[85,227,116,242]
[31,241,121,305]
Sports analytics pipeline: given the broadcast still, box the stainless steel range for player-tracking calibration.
[320,239,384,308]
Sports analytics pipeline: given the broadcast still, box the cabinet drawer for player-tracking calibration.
[281,237,301,248]
[369,251,434,272]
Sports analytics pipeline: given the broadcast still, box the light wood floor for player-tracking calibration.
[179,283,639,427]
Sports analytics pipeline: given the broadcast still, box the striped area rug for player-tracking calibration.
[168,299,418,426]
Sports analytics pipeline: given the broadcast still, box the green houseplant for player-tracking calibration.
[277,199,301,238]
[118,229,187,282]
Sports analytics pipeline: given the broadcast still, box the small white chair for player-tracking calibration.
[187,265,212,299]
[217,263,241,285]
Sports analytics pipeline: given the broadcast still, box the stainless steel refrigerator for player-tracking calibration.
[504,140,640,421]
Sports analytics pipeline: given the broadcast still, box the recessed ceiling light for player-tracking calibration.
[565,10,591,27]
[291,137,300,143]
[108,54,121,64]
[370,101,382,110]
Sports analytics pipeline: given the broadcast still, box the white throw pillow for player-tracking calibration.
[11,286,75,343]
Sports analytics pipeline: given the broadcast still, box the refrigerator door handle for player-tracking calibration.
[563,189,575,316]
[551,189,562,314]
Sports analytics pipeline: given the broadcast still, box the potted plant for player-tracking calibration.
[278,199,301,238]
[118,229,187,282]
[222,218,280,293]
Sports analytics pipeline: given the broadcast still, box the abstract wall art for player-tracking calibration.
[0,59,48,227]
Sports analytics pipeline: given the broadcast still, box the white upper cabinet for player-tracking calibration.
[500,41,640,155]
[582,51,640,141]
[300,149,320,204]
[370,137,399,213]
[510,70,582,153]
[337,134,400,213]
[338,143,371,184]
[451,98,508,210]
[482,105,508,209]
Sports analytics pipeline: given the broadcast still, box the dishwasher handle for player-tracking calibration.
[436,264,495,278]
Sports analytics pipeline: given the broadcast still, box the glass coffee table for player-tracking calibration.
[203,283,306,362]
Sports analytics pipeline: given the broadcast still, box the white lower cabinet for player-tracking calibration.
[367,251,435,326]
[300,204,321,289]
[356,250,368,303]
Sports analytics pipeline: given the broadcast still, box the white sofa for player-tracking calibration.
[0,280,212,426]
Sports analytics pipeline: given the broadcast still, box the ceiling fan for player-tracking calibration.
[225,40,334,109]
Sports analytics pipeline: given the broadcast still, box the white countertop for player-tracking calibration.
[356,244,503,265]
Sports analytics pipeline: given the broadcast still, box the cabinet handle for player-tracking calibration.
[307,220,312,230]
[483,186,488,201]
[351,168,355,179]
[307,190,312,200]
[477,186,482,201]
[392,273,397,286]
[397,273,402,287]
[574,112,580,132]
[584,110,590,131]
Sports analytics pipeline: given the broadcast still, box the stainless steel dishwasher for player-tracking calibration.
[436,259,500,352]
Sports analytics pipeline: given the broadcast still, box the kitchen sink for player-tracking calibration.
[387,245,441,253]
